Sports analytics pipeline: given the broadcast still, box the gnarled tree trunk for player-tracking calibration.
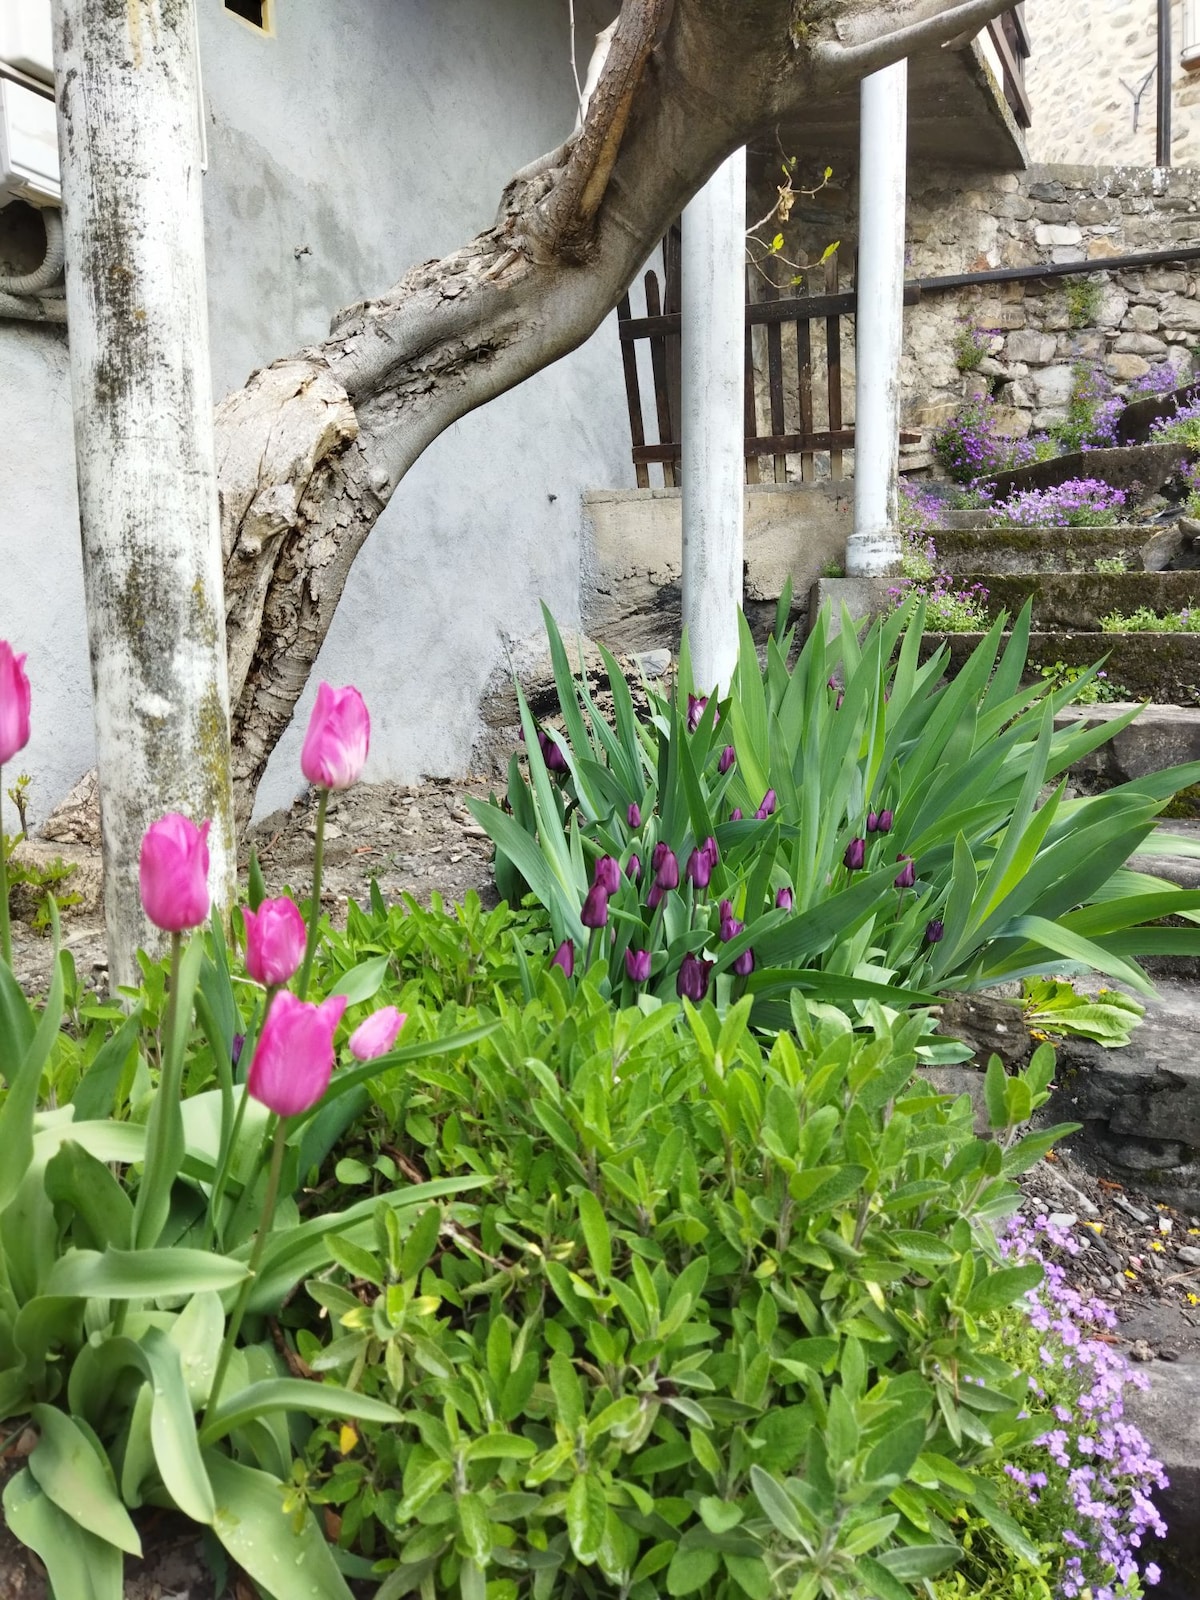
[217,0,1016,825]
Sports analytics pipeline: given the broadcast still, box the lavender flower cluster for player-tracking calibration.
[1131,364,1182,397]
[990,478,1127,529]
[998,1213,1168,1600]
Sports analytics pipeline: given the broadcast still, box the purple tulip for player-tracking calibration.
[702,836,719,869]
[539,731,568,774]
[231,1033,245,1066]
[594,856,621,896]
[720,914,744,943]
[835,692,844,711]
[676,952,713,1002]
[551,940,575,977]
[925,918,945,945]
[843,837,866,872]
[877,809,894,834]
[626,853,642,882]
[654,849,680,892]
[718,745,736,775]
[729,808,743,822]
[732,946,755,978]
[581,884,610,928]
[687,694,708,733]
[719,899,734,922]
[647,883,664,910]
[686,847,711,890]
[894,855,916,890]
[349,1006,407,1062]
[652,841,670,873]
[627,802,642,829]
[755,789,777,820]
[624,947,651,983]
[301,682,370,791]
[776,886,794,911]
[867,811,880,833]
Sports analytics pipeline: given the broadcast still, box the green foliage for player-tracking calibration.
[1092,556,1128,576]
[295,972,1075,1600]
[3,831,83,931]
[1020,976,1144,1047]
[1064,279,1101,331]
[470,600,1200,1026]
[1099,604,1200,632]
[1034,661,1130,705]
[952,326,990,374]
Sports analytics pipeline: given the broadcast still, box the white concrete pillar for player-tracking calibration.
[53,0,235,989]
[681,147,746,695]
[848,60,908,576]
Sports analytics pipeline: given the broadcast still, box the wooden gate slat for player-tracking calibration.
[616,292,651,489]
[762,281,787,484]
[644,269,676,488]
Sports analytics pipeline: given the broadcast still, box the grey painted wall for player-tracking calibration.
[0,0,631,826]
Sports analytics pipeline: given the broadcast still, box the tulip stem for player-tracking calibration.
[0,772,9,968]
[296,788,329,1000]
[204,1115,287,1426]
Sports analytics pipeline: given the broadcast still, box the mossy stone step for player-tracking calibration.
[955,572,1200,630]
[920,629,1200,704]
[935,524,1160,573]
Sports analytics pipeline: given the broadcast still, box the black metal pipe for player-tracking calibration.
[915,241,1200,294]
[1159,0,1173,167]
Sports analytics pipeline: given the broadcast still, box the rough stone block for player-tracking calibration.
[1114,332,1169,356]
[1035,223,1083,247]
[1126,303,1162,333]
[1107,353,1152,380]
[1122,1361,1200,1600]
[1005,328,1057,365]
[1031,364,1077,405]
[1162,295,1200,332]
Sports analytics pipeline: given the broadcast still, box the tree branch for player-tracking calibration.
[814,0,1015,80]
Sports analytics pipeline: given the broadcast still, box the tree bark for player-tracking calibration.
[54,0,235,989]
[218,0,1017,825]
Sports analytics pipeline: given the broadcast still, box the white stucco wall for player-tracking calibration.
[0,0,631,825]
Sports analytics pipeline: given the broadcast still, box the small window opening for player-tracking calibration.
[224,0,267,29]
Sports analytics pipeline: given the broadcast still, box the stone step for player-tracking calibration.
[1121,1359,1200,1600]
[935,522,1160,566]
[951,571,1200,630]
[922,630,1200,705]
[1055,703,1200,787]
[975,439,1192,504]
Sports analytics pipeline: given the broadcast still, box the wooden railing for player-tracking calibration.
[987,3,1032,129]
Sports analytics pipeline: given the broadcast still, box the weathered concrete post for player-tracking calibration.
[53,0,235,988]
[681,147,747,695]
[847,60,908,576]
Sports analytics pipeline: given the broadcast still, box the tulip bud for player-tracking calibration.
[718,745,736,775]
[843,836,866,872]
[755,789,777,820]
[654,849,679,892]
[686,693,708,733]
[300,682,370,791]
[835,692,844,711]
[719,899,734,922]
[685,847,711,890]
[349,1005,406,1062]
[702,836,719,869]
[626,854,642,882]
[676,952,713,1002]
[776,885,794,911]
[894,855,916,890]
[551,940,575,977]
[925,918,945,945]
[652,841,670,873]
[594,856,621,896]
[0,640,31,766]
[732,946,755,978]
[243,896,306,987]
[541,732,568,773]
[627,802,642,829]
[729,808,743,822]
[647,883,663,910]
[866,811,880,833]
[877,809,894,834]
[248,990,348,1116]
[581,883,610,928]
[720,914,744,943]
[139,814,212,932]
[624,947,651,984]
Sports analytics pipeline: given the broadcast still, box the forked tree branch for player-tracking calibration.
[815,0,1016,79]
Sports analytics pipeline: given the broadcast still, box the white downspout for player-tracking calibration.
[847,60,908,576]
[681,147,747,695]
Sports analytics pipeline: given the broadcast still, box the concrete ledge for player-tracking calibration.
[807,575,899,634]
[1055,702,1200,784]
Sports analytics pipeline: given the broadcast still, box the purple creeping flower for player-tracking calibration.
[924,918,944,944]
[624,947,651,983]
[718,745,736,774]
[731,946,755,978]
[676,952,713,1002]
[626,853,642,883]
[686,693,708,733]
[627,801,642,829]
[755,789,777,820]
[843,837,866,871]
[581,884,609,929]
[1132,363,1180,396]
[991,477,1127,529]
[593,856,620,896]
[776,885,794,911]
[894,854,916,890]
[551,940,575,977]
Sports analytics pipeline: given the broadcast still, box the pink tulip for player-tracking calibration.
[348,1006,406,1062]
[300,682,370,791]
[0,641,31,766]
[139,814,211,932]
[248,990,348,1116]
[243,896,306,987]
